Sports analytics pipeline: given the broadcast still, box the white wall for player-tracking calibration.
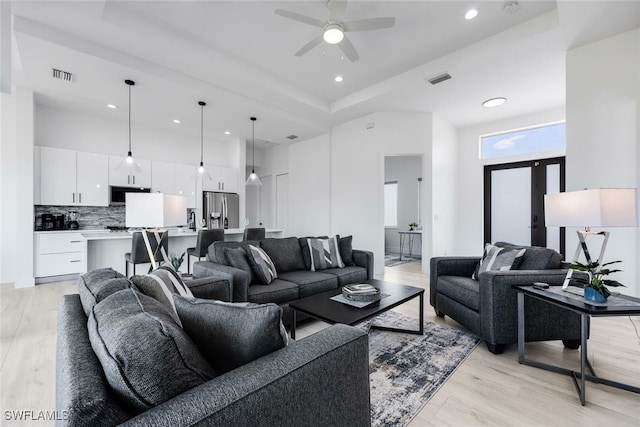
[331,112,433,276]
[455,107,566,256]
[1,88,35,287]
[258,144,289,233]
[566,29,639,297]
[432,114,457,257]
[384,156,422,255]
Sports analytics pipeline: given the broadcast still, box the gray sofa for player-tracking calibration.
[193,236,374,324]
[430,242,583,354]
[57,269,371,426]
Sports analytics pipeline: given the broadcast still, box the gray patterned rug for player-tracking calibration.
[360,311,480,426]
[384,254,421,267]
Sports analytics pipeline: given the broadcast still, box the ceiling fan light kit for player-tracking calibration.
[323,23,344,44]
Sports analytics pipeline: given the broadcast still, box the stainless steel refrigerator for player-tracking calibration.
[203,192,239,229]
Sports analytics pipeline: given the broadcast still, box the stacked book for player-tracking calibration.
[342,284,380,303]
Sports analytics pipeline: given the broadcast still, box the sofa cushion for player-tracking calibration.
[278,271,339,298]
[299,236,329,270]
[248,279,299,304]
[495,242,563,270]
[87,288,216,412]
[260,237,306,274]
[322,266,368,286]
[77,268,131,317]
[130,264,194,326]
[437,276,480,311]
[473,243,526,279]
[339,235,356,266]
[224,247,256,285]
[209,241,259,265]
[173,295,288,374]
[307,236,345,271]
[247,245,278,285]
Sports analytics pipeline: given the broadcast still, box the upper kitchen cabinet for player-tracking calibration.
[174,163,197,208]
[108,155,152,188]
[151,161,175,194]
[202,166,238,193]
[39,147,108,206]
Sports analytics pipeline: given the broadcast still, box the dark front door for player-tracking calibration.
[484,157,565,255]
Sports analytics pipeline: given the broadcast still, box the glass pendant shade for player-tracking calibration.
[245,116,262,186]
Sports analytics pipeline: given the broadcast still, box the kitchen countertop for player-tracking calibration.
[35,228,283,240]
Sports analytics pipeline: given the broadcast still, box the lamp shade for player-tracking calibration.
[125,193,187,228]
[544,188,637,227]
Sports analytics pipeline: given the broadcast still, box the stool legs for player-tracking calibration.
[187,253,192,274]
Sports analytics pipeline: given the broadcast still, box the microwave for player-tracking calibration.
[109,186,151,206]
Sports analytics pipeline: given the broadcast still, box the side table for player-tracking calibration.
[514,285,640,405]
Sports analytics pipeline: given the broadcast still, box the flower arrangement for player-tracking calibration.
[170,252,186,272]
[408,221,419,231]
[568,260,625,299]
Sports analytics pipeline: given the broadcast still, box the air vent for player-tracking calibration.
[52,68,73,82]
[285,135,299,140]
[427,73,451,85]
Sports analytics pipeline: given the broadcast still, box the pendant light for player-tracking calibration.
[117,79,142,173]
[198,101,206,174]
[245,117,262,186]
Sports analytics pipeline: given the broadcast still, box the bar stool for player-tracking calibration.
[242,227,265,241]
[125,231,169,277]
[187,229,225,274]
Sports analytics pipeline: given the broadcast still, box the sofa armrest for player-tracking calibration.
[193,261,250,302]
[430,257,480,307]
[121,324,371,427]
[185,276,232,302]
[352,249,374,280]
[478,269,580,345]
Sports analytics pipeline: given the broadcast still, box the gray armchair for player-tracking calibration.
[430,242,583,354]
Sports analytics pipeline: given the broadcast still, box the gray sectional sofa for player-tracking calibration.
[193,236,374,324]
[56,268,372,426]
[430,242,583,354]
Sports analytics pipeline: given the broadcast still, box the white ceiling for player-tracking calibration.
[9,1,640,146]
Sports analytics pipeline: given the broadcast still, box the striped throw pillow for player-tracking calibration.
[307,236,345,272]
[246,245,278,285]
[473,243,526,279]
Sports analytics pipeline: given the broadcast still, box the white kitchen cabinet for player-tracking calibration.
[34,232,85,277]
[108,155,152,188]
[76,151,109,206]
[202,166,238,193]
[39,147,108,206]
[151,161,175,194]
[174,163,197,208]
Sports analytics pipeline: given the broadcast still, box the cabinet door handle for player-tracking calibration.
[128,175,130,184]
[133,175,135,185]
[70,260,81,263]
[222,182,224,190]
[79,193,82,204]
[70,240,83,243]
[72,193,75,203]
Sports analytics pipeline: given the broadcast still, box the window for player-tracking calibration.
[480,122,566,159]
[384,181,398,227]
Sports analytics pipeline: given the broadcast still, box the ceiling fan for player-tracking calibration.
[275,0,395,62]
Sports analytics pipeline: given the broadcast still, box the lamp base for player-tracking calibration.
[562,229,609,289]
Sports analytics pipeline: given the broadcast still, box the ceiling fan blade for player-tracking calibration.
[274,9,325,28]
[295,34,324,57]
[327,0,348,19]
[339,35,359,62]
[343,17,396,32]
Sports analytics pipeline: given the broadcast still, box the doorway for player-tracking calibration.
[484,157,565,254]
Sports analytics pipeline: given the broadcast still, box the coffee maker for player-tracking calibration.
[68,211,79,230]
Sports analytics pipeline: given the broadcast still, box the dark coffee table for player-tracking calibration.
[288,279,424,339]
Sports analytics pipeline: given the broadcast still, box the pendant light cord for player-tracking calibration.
[128,83,132,152]
[251,117,257,173]
[200,104,204,163]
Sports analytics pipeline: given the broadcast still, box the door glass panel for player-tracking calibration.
[546,164,561,253]
[491,168,531,245]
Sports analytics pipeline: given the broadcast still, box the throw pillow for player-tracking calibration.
[473,243,526,279]
[298,236,329,270]
[173,295,288,374]
[87,289,217,412]
[77,268,131,317]
[130,263,194,326]
[246,245,278,285]
[339,235,356,266]
[307,236,345,271]
[224,247,256,285]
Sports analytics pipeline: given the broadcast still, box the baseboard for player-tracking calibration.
[35,273,80,284]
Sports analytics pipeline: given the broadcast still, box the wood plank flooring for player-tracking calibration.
[1,262,639,426]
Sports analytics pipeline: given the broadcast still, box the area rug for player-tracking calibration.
[360,311,481,426]
[384,254,421,267]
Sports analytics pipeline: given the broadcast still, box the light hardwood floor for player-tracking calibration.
[1,263,639,426]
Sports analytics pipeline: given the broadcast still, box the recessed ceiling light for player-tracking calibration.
[224,131,231,135]
[106,104,117,109]
[465,9,478,20]
[483,97,507,107]
[334,75,344,82]
[172,119,181,124]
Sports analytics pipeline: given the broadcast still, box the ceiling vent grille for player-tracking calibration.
[52,68,73,82]
[427,73,451,85]
[285,135,299,140]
